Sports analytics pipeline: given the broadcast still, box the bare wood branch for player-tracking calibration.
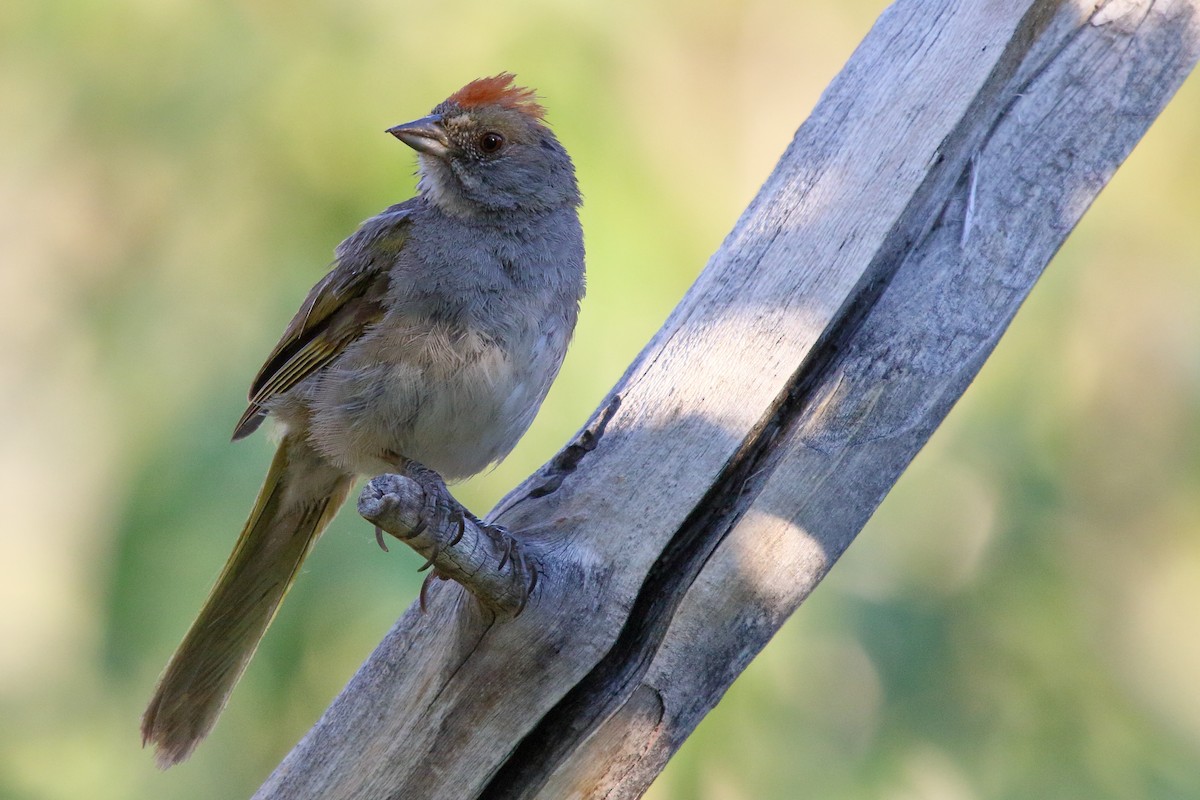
[359,474,534,618]
[255,1,1200,798]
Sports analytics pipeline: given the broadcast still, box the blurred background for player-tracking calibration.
[2,0,1198,798]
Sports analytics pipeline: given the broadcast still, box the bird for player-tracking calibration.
[141,74,584,768]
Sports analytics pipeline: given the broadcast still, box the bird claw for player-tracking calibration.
[494,527,515,570]
[479,522,538,614]
[417,541,441,572]
[419,570,444,613]
[448,515,466,547]
[373,493,399,551]
[403,462,466,551]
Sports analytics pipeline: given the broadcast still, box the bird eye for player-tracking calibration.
[479,132,505,154]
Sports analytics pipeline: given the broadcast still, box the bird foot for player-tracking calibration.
[411,513,537,614]
[475,519,538,612]
[373,456,538,614]
[397,461,466,553]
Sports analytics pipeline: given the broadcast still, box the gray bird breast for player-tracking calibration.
[309,202,584,481]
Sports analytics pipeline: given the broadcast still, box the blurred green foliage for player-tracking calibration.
[1,1,1198,798]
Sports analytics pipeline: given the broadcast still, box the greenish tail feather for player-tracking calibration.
[141,436,352,767]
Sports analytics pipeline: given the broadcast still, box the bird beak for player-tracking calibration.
[387,114,450,158]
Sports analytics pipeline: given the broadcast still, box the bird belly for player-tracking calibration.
[305,322,564,482]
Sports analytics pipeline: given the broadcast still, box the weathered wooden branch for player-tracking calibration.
[255,1,1200,798]
[359,474,535,619]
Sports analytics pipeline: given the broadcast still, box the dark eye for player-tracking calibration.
[478,132,505,154]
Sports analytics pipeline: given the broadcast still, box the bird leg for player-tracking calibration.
[402,461,466,541]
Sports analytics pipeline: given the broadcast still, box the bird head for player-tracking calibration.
[388,74,580,217]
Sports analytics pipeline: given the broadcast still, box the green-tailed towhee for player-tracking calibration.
[142,74,584,767]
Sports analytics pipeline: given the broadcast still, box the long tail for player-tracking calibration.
[141,435,352,767]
